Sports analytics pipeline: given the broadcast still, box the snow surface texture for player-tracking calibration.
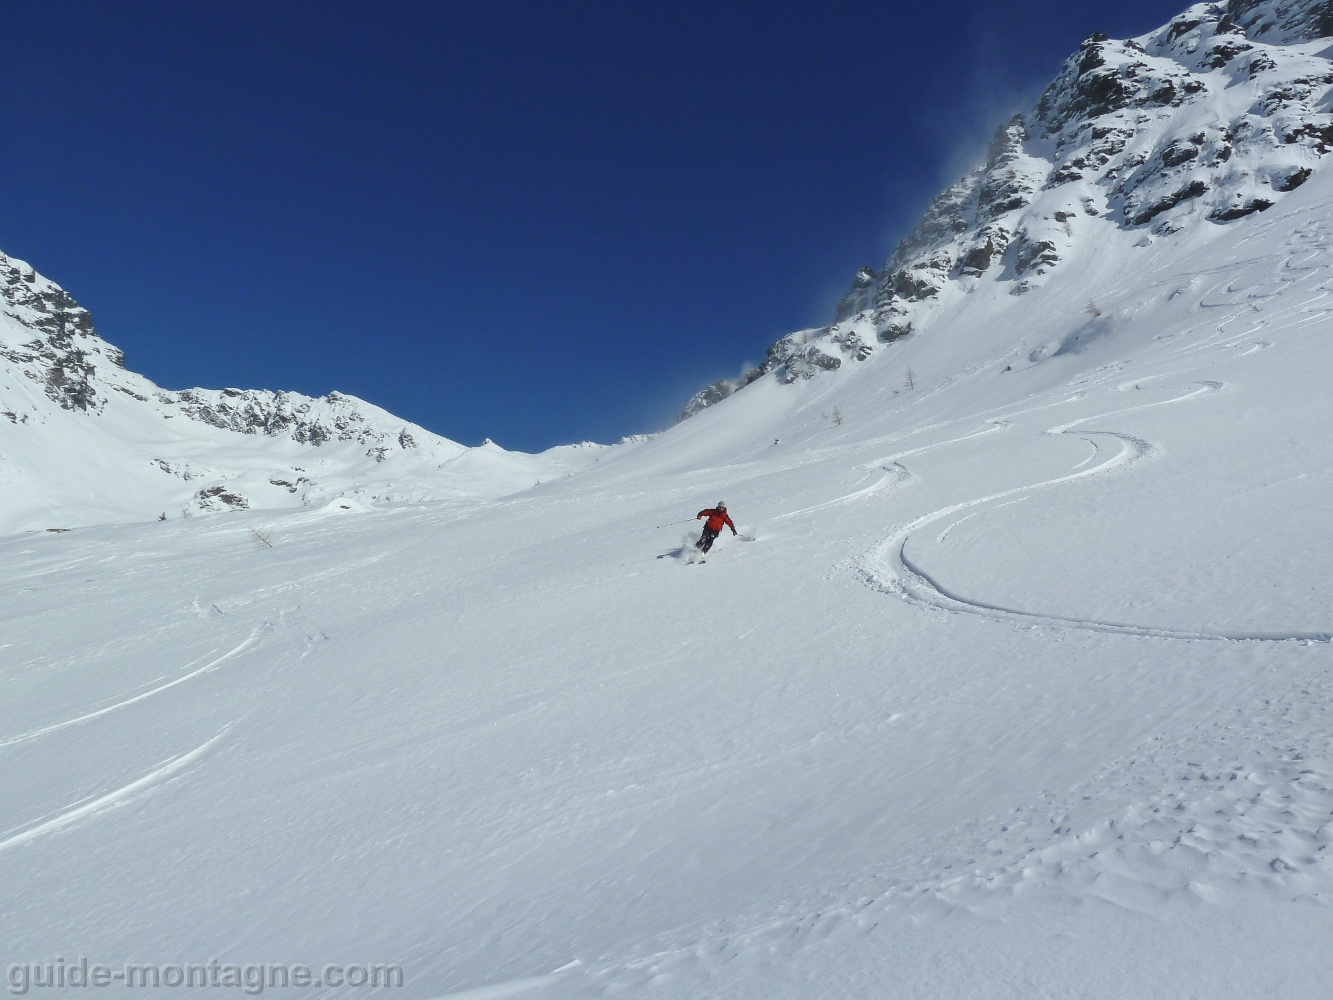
[0,252,621,534]
[5,3,1333,998]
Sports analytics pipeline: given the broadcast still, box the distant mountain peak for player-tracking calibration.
[0,252,616,533]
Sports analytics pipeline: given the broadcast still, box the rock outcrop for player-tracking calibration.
[681,0,1333,417]
[0,250,585,528]
[0,252,118,413]
[0,251,428,466]
[1,245,629,534]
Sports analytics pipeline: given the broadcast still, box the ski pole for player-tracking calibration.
[655,518,696,529]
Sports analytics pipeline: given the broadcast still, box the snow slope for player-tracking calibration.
[4,136,1333,1000]
[684,0,1333,417]
[0,252,620,535]
[5,2,1333,997]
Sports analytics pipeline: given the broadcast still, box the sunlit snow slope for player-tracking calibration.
[4,147,1333,1000]
[6,2,1333,996]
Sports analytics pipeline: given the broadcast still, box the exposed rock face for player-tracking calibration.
[1228,0,1333,42]
[0,252,117,412]
[835,268,877,322]
[160,387,419,451]
[680,380,735,421]
[0,250,425,463]
[680,320,879,416]
[778,342,843,384]
[0,250,482,524]
[831,328,873,361]
[677,0,1333,417]
[194,484,250,511]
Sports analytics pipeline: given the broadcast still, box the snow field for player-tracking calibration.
[4,141,1333,1000]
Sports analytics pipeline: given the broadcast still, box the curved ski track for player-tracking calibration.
[0,630,264,750]
[0,725,233,854]
[854,382,1331,643]
[770,421,1016,523]
[771,462,914,522]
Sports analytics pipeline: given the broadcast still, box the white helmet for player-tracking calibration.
[716,501,727,510]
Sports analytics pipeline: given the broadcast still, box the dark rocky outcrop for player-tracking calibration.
[1276,166,1313,189]
[1210,197,1274,219]
[194,484,249,511]
[959,238,1000,276]
[831,329,873,360]
[0,252,112,412]
[1162,139,1202,166]
[679,0,1333,418]
[835,267,877,322]
[1035,34,1200,132]
[754,333,843,385]
[1227,0,1333,43]
[877,322,912,344]
[1131,180,1209,225]
[679,379,735,421]
[779,345,842,383]
[1014,235,1062,276]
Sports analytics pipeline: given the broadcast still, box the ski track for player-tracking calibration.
[0,630,263,750]
[1071,440,1099,469]
[936,498,1028,544]
[768,421,1015,524]
[0,726,233,854]
[436,969,578,1000]
[563,220,1333,988]
[855,382,1332,643]
[865,419,1009,468]
[771,463,913,522]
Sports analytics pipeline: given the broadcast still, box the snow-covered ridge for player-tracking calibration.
[682,0,1333,417]
[0,250,447,459]
[1,250,118,413]
[0,251,626,533]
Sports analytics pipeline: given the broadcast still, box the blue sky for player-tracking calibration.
[0,1,1189,451]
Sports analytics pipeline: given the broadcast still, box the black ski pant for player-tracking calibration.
[696,527,720,553]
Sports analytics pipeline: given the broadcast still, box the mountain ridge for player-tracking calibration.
[682,0,1333,419]
[0,250,623,533]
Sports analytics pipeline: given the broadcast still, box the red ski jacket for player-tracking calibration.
[697,508,735,533]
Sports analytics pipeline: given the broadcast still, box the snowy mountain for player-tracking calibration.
[683,0,1333,417]
[4,2,1333,998]
[0,251,621,534]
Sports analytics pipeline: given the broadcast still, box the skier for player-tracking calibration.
[694,501,736,555]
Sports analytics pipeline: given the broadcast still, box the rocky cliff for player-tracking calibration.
[0,251,430,461]
[682,0,1333,418]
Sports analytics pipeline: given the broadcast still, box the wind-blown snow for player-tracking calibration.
[4,3,1333,997]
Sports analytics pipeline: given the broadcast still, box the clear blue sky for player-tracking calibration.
[0,1,1188,451]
